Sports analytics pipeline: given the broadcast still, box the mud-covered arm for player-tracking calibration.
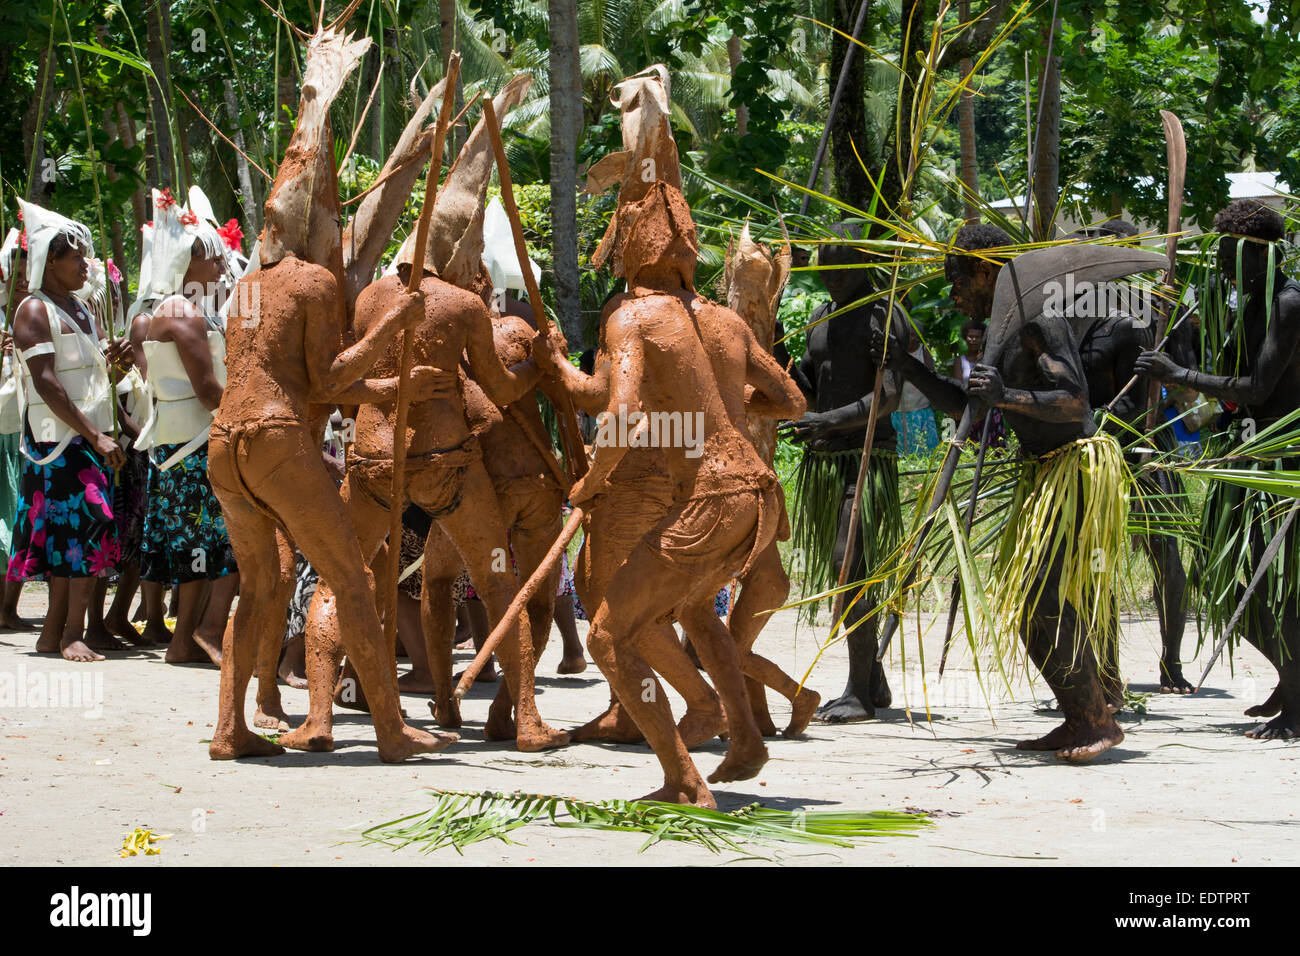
[306,277,422,402]
[568,312,638,505]
[326,366,450,406]
[742,323,806,421]
[1137,288,1300,405]
[465,300,540,407]
[536,337,610,414]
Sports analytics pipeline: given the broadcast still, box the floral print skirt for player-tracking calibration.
[6,437,120,580]
[140,442,237,585]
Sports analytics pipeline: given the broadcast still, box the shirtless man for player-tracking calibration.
[877,226,1126,760]
[1137,199,1300,739]
[538,181,784,805]
[291,262,569,753]
[207,26,453,762]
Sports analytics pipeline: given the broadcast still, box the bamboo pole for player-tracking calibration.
[381,54,459,658]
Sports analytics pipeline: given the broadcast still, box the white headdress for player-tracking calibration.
[0,228,21,310]
[147,188,223,301]
[126,221,155,322]
[15,198,94,292]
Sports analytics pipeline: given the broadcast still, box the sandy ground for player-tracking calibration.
[1,582,1296,867]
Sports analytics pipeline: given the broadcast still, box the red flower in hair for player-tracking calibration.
[155,188,176,210]
[216,218,243,252]
[19,230,26,251]
[179,209,199,227]
[106,258,122,284]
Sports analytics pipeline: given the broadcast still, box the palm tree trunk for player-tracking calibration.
[115,102,146,237]
[224,78,261,235]
[548,0,584,348]
[1032,15,1060,241]
[958,0,979,222]
[727,35,749,137]
[829,0,872,209]
[22,44,55,202]
[145,0,178,188]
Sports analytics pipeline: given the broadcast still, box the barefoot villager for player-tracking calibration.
[877,227,1130,761]
[1137,199,1300,740]
[8,200,133,663]
[206,25,453,763]
[0,229,32,631]
[782,222,907,724]
[134,188,238,667]
[1069,220,1193,696]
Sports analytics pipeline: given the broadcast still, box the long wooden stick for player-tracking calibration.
[455,506,585,697]
[382,55,459,655]
[1196,500,1299,692]
[1143,110,1186,438]
[482,97,588,484]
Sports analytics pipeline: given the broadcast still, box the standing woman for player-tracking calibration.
[0,228,31,629]
[135,192,237,665]
[9,200,131,662]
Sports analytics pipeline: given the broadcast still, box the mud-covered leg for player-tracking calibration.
[254,533,295,731]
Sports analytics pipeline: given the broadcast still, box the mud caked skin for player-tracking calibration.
[207,255,451,762]
[297,271,569,753]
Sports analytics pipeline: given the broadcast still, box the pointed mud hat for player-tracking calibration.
[15,198,93,293]
[586,65,689,278]
[411,73,534,289]
[259,26,371,279]
[723,221,791,347]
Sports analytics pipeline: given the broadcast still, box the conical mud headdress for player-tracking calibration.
[723,221,791,350]
[586,65,694,285]
[260,27,370,281]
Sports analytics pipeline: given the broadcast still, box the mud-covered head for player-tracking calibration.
[587,65,684,278]
[260,28,370,279]
[945,223,1013,321]
[16,198,93,294]
[1213,199,1286,295]
[619,181,698,292]
[724,221,791,332]
[411,74,532,289]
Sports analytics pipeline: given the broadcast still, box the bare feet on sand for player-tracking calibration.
[1016,720,1124,762]
[783,687,821,738]
[639,782,716,809]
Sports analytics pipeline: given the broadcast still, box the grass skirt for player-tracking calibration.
[790,447,901,623]
[986,434,1130,675]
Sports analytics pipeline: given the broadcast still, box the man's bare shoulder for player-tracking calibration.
[420,275,490,318]
[264,255,338,299]
[492,313,535,360]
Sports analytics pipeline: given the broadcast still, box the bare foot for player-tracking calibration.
[708,737,769,783]
[783,687,821,738]
[83,625,127,653]
[1245,687,1282,718]
[60,636,106,663]
[1158,661,1194,694]
[397,670,437,694]
[278,721,335,752]
[140,619,174,646]
[1244,712,1299,740]
[254,704,292,732]
[678,702,725,749]
[814,693,874,724]
[454,636,474,651]
[1016,720,1124,762]
[639,782,716,809]
[0,611,37,631]
[377,725,459,762]
[428,696,462,730]
[334,676,371,712]
[36,629,61,654]
[104,613,148,646]
[516,721,570,753]
[571,700,644,744]
[483,701,516,742]
[557,654,588,675]
[165,633,221,666]
[209,729,285,759]
[277,663,307,690]
[753,710,779,738]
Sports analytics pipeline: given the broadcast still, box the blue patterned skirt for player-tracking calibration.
[140,442,237,584]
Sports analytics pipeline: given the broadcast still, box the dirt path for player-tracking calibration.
[1,584,1295,866]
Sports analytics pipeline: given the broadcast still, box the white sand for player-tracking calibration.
[1,584,1296,866]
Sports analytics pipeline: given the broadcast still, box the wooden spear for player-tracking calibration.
[381,53,459,655]
[1142,110,1187,438]
[451,97,594,692]
[481,96,589,483]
